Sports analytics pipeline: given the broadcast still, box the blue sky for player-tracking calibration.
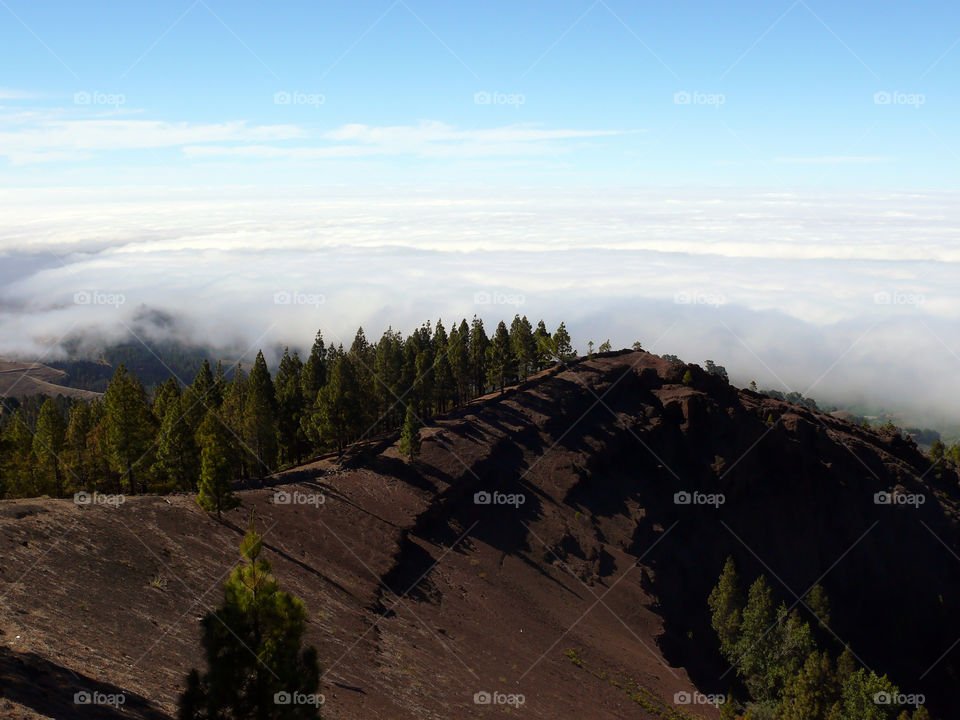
[3,2,960,430]
[1,0,958,187]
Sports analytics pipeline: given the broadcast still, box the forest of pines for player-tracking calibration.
[0,316,579,500]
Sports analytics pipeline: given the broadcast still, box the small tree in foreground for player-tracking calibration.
[179,517,321,719]
[398,405,422,460]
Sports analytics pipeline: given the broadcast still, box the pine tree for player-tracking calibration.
[89,401,120,493]
[349,326,372,365]
[930,439,946,464]
[152,376,182,424]
[3,412,35,497]
[413,349,434,419]
[156,395,200,491]
[805,584,831,629]
[0,418,8,498]
[184,359,215,434]
[103,365,156,494]
[532,320,551,371]
[301,331,328,406]
[245,351,278,479]
[221,368,249,479]
[448,320,471,404]
[736,575,780,702]
[33,398,67,496]
[469,316,489,395]
[839,669,899,720]
[275,348,307,466]
[398,405,422,460]
[835,645,857,683]
[708,557,744,660]
[509,315,536,379]
[770,605,816,695]
[432,319,455,413]
[348,328,377,434]
[311,353,361,452]
[552,322,575,363]
[211,361,227,409]
[486,320,516,393]
[178,517,320,719]
[196,411,239,520]
[63,400,94,492]
[778,651,837,720]
[373,329,404,430]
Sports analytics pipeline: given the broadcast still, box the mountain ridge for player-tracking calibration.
[1,350,958,719]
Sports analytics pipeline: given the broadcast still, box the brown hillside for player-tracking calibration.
[1,351,959,718]
[0,360,101,401]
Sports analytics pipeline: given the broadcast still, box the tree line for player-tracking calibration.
[0,316,578,501]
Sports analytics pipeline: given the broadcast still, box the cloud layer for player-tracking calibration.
[1,185,958,432]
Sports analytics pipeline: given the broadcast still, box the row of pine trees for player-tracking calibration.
[0,316,578,500]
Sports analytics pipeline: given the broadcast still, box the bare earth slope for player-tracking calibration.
[0,360,101,401]
[2,351,959,718]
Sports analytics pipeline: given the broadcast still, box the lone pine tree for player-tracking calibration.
[398,404,422,460]
[179,516,321,719]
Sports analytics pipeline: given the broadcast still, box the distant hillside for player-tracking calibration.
[0,360,101,401]
[47,341,219,392]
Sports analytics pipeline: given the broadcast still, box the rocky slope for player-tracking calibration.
[1,350,958,718]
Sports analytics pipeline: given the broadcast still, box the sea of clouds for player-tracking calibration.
[1,184,957,430]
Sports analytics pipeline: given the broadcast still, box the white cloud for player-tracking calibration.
[0,103,636,165]
[1,185,959,434]
[773,156,891,164]
[0,114,305,165]
[0,88,46,100]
